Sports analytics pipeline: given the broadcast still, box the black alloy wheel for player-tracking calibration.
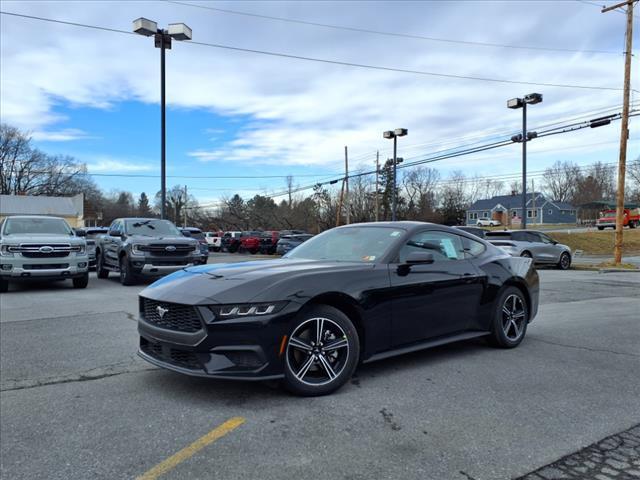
[558,252,571,270]
[488,287,528,348]
[283,305,359,396]
[96,252,109,279]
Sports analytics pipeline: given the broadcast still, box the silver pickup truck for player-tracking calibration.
[0,215,89,292]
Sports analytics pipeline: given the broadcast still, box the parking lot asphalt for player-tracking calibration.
[1,257,639,480]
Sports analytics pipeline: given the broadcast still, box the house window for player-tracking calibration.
[512,210,517,218]
[483,211,489,218]
[527,209,537,218]
[548,209,553,215]
[469,212,478,220]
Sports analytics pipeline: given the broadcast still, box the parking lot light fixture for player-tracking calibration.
[132,18,192,220]
[507,93,543,230]
[383,128,408,221]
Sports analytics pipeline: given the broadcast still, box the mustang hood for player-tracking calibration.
[140,258,370,305]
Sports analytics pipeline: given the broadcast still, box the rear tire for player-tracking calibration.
[0,278,8,293]
[488,286,529,349]
[72,273,89,289]
[597,226,604,231]
[96,252,109,279]
[283,305,360,397]
[119,256,135,286]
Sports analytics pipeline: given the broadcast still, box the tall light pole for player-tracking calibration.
[383,128,408,221]
[133,18,192,220]
[507,93,542,230]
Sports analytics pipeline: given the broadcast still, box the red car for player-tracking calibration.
[240,231,262,254]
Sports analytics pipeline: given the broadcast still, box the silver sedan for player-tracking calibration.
[486,230,572,270]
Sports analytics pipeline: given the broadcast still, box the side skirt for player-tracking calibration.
[363,330,490,364]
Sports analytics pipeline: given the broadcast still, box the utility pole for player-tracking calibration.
[345,146,350,225]
[183,185,188,227]
[603,0,635,264]
[375,151,380,222]
[521,102,528,230]
[336,178,345,227]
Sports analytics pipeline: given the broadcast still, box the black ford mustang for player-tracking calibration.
[138,222,539,396]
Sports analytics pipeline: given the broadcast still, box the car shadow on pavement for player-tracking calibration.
[136,337,490,403]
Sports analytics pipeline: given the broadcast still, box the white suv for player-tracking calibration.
[476,219,501,227]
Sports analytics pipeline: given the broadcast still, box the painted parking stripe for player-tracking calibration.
[136,417,246,480]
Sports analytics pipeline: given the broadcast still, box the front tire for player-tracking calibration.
[96,252,109,279]
[72,273,89,289]
[557,252,571,270]
[488,287,528,348]
[283,305,360,396]
[119,256,135,286]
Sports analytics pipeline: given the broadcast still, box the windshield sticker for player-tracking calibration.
[390,231,402,237]
[362,255,376,262]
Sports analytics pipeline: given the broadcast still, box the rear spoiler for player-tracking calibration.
[489,241,516,247]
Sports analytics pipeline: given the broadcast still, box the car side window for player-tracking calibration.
[527,232,542,243]
[398,231,465,263]
[538,233,554,244]
[462,236,486,258]
[512,232,528,242]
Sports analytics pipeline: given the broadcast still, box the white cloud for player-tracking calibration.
[31,128,92,141]
[84,157,154,172]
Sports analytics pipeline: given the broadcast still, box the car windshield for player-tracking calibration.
[125,219,180,236]
[3,217,72,235]
[84,229,108,239]
[285,226,403,262]
[188,231,205,240]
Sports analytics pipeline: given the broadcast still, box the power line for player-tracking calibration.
[0,11,624,91]
[168,0,621,56]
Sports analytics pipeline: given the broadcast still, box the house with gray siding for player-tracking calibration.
[466,192,576,226]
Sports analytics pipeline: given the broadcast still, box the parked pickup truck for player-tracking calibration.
[597,208,640,230]
[240,231,262,254]
[0,215,89,292]
[204,231,222,252]
[96,218,202,285]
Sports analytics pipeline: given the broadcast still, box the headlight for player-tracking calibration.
[0,245,16,257]
[77,244,86,255]
[131,244,146,255]
[208,302,287,320]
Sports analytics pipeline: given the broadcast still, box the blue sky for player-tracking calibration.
[1,0,638,208]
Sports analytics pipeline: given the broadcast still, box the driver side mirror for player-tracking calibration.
[397,252,435,276]
[108,229,122,237]
[74,228,86,237]
[406,251,435,264]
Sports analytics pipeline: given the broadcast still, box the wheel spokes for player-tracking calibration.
[315,318,324,344]
[295,355,314,380]
[317,354,337,380]
[289,336,313,352]
[323,338,348,352]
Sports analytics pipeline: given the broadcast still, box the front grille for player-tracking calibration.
[141,298,202,332]
[139,244,194,256]
[10,243,79,258]
[23,263,69,270]
[152,261,189,266]
[140,338,201,370]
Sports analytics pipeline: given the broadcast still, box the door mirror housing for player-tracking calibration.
[406,251,435,264]
[74,228,86,237]
[108,229,122,237]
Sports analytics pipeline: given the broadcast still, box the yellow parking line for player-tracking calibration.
[136,417,246,480]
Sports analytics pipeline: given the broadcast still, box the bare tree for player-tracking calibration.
[402,167,440,220]
[542,160,582,202]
